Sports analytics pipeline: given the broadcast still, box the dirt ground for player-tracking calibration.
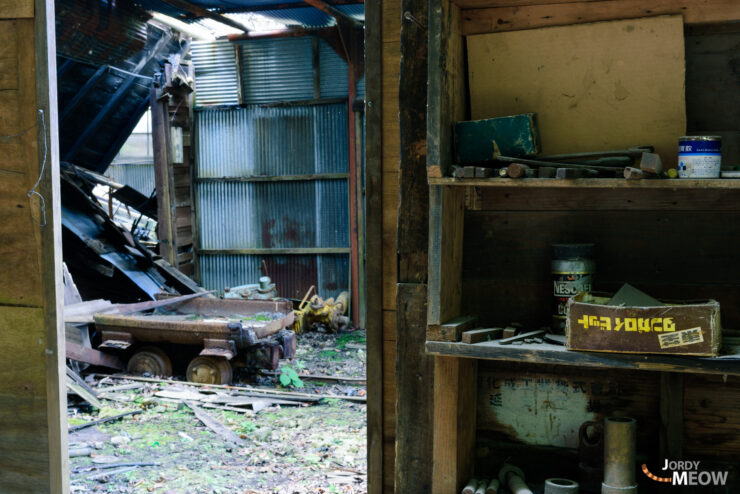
[68,329,367,493]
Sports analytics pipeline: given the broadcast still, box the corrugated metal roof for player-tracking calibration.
[191,40,240,106]
[238,37,314,103]
[200,253,348,299]
[195,103,348,176]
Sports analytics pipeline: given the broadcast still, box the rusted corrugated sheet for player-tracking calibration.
[195,104,348,177]
[55,0,151,66]
[199,254,348,300]
[197,180,348,250]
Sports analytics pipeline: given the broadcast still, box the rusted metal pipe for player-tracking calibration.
[602,417,638,494]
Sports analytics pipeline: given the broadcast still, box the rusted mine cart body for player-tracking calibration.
[93,298,296,384]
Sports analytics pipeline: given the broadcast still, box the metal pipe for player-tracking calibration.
[499,464,533,494]
[545,478,579,494]
[602,417,638,494]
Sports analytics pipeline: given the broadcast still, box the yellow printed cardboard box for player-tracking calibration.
[566,294,721,356]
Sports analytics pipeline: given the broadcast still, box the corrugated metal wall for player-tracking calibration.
[193,35,355,300]
[191,40,239,106]
[105,163,156,196]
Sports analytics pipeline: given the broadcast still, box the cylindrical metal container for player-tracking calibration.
[545,478,579,494]
[602,417,637,494]
[552,244,595,333]
[678,136,722,178]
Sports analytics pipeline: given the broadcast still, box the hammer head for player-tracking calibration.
[637,152,662,174]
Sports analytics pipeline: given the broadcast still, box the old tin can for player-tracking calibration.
[552,243,595,333]
[678,136,722,178]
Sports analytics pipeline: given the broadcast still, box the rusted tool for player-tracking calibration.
[453,166,466,178]
[497,167,509,178]
[637,152,662,174]
[623,167,647,180]
[544,478,579,493]
[497,155,621,172]
[556,168,598,179]
[539,146,654,161]
[602,417,638,494]
[499,329,546,345]
[507,163,532,178]
[464,166,477,178]
[475,167,492,178]
[538,166,557,178]
[499,464,533,494]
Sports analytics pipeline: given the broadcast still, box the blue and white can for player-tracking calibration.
[678,136,722,178]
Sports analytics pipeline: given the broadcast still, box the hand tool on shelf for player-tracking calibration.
[538,145,654,161]
[495,155,623,172]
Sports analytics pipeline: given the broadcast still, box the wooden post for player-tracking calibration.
[0,0,67,491]
[151,88,177,266]
[433,356,477,494]
[364,0,384,491]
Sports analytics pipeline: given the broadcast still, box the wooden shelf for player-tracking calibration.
[428,177,740,189]
[426,340,740,376]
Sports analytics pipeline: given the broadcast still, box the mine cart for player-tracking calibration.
[93,297,295,384]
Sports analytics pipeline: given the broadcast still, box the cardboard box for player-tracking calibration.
[566,294,721,356]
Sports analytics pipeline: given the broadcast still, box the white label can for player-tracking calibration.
[678,136,722,178]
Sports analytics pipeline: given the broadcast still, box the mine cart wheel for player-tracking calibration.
[186,356,233,385]
[127,346,173,377]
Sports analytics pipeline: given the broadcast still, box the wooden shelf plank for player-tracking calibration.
[426,340,740,376]
[429,177,740,189]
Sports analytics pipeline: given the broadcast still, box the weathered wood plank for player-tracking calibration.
[427,0,465,178]
[427,315,478,342]
[684,374,740,457]
[660,372,684,460]
[461,0,740,36]
[432,356,477,494]
[365,0,384,491]
[426,340,740,377]
[467,185,740,211]
[0,0,33,18]
[395,283,433,491]
[462,327,502,344]
[427,185,465,325]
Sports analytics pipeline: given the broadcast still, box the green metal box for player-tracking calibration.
[455,113,540,164]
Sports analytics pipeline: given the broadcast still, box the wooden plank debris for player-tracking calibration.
[186,401,246,447]
[68,410,142,433]
[461,328,503,344]
[427,315,478,342]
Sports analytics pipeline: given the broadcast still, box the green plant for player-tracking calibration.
[279,366,304,388]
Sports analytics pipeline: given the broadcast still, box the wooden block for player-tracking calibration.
[462,327,504,344]
[468,16,686,172]
[503,326,517,339]
[455,113,540,164]
[427,315,478,342]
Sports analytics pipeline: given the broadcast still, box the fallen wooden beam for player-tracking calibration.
[461,328,503,344]
[427,315,478,342]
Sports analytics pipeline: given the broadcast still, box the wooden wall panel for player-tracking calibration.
[461,0,740,36]
[0,0,66,492]
[684,374,740,457]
